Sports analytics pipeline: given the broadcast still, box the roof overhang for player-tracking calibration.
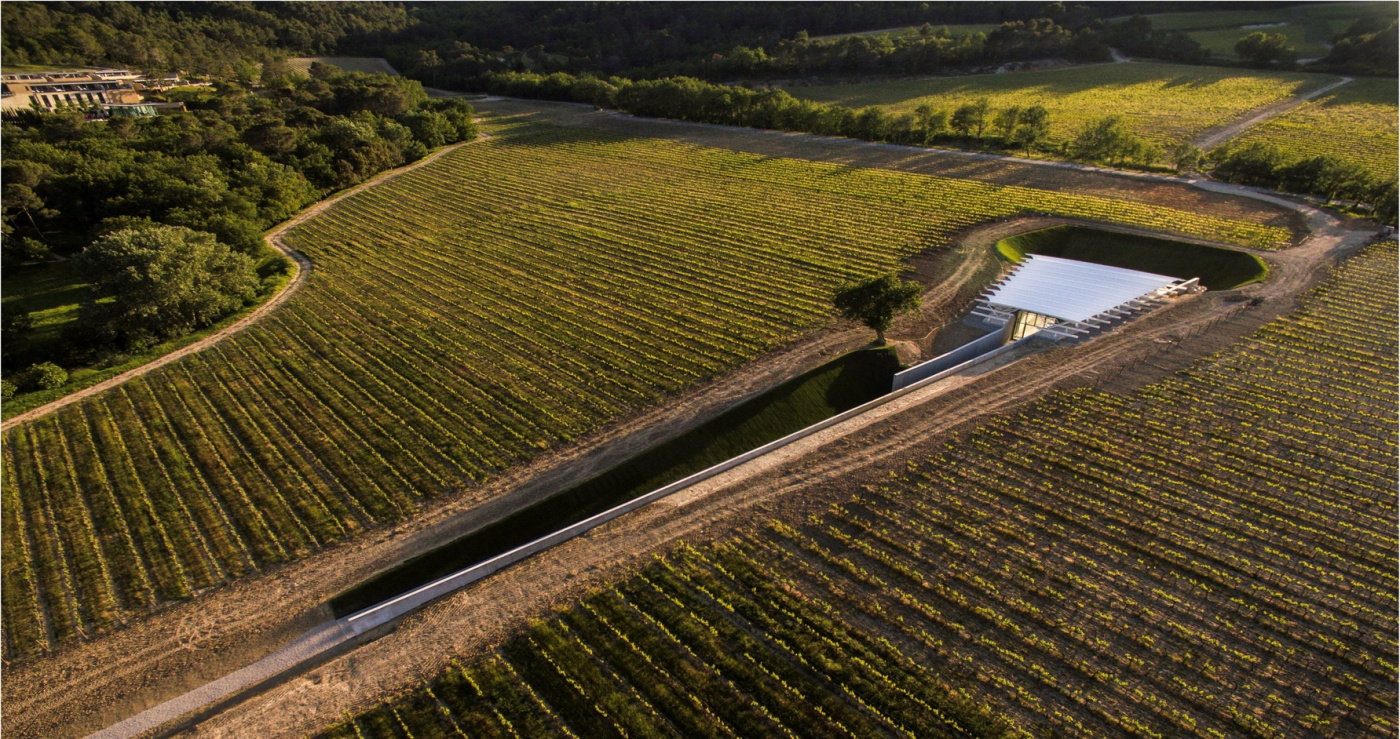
[972,254,1199,340]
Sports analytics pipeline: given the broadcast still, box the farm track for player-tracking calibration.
[191,195,1373,739]
[2,105,1373,738]
[0,137,485,434]
[1192,75,1355,151]
[65,201,1372,739]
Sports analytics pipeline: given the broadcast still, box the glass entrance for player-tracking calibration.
[1012,310,1058,340]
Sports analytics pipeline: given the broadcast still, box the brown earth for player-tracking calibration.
[1,104,1364,739]
[184,198,1370,739]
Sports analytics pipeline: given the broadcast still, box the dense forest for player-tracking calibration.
[1,67,476,378]
[1,0,1395,394]
[6,1,1371,79]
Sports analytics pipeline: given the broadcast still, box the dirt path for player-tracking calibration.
[188,199,1372,739]
[0,137,484,433]
[6,108,1365,738]
[1191,75,1353,151]
[5,225,994,739]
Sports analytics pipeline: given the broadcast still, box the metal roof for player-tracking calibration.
[982,254,1181,324]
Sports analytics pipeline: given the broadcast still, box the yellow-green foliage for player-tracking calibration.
[1224,78,1399,180]
[0,119,1289,660]
[286,56,401,76]
[786,62,1338,146]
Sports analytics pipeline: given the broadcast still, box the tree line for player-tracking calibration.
[475,68,1395,225]
[1,66,477,386]
[478,70,1196,168]
[1211,143,1398,224]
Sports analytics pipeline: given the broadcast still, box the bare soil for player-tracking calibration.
[184,195,1368,739]
[2,104,1369,739]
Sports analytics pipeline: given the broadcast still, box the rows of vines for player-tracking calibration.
[1222,78,1400,180]
[0,118,1291,659]
[322,241,1396,738]
[786,62,1335,146]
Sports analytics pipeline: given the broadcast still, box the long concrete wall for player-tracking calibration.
[344,335,1028,633]
[892,322,1012,390]
[88,338,1035,739]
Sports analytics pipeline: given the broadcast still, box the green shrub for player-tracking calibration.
[1,380,16,401]
[26,362,68,391]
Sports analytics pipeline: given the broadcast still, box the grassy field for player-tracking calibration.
[0,114,1291,660]
[1117,2,1395,59]
[1221,77,1399,180]
[331,346,901,616]
[785,62,1338,147]
[319,241,1398,739]
[995,225,1270,290]
[1,261,86,364]
[286,56,401,76]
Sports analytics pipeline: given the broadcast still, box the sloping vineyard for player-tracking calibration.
[786,62,1335,146]
[0,120,1291,659]
[323,241,1396,738]
[1223,78,1400,180]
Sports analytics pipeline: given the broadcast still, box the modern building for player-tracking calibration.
[0,68,169,114]
[971,254,1202,341]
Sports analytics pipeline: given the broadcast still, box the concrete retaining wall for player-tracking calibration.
[344,335,1031,634]
[892,322,1012,391]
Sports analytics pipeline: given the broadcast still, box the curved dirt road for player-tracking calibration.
[66,181,1373,739]
[0,137,484,433]
[189,190,1371,739]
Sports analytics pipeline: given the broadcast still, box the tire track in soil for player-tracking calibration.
[6,110,1371,739]
[177,202,1371,738]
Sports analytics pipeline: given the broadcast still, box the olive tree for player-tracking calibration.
[832,273,923,345]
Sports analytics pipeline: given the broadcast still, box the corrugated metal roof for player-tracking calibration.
[983,254,1181,324]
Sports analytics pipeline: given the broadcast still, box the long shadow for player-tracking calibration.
[329,346,902,617]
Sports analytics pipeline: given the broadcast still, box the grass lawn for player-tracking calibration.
[785,62,1338,147]
[1,260,86,365]
[996,225,1269,290]
[1222,77,1399,180]
[330,346,903,616]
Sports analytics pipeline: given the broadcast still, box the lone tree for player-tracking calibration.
[832,273,922,345]
[74,225,260,349]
